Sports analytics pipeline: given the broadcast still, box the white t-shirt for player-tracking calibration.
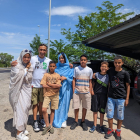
[73,65,93,94]
[31,55,51,88]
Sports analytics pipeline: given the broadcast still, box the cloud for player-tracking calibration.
[45,6,89,16]
[1,32,16,36]
[0,32,34,59]
[52,24,61,27]
[0,32,33,46]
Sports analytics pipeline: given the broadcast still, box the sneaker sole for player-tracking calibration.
[16,137,29,140]
[83,128,88,131]
[114,133,121,140]
[89,130,95,133]
[42,127,51,135]
[24,133,29,136]
[61,125,67,128]
[33,129,40,132]
[49,129,54,134]
[70,125,78,130]
[104,134,112,139]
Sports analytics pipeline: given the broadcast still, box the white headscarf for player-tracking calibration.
[17,49,32,66]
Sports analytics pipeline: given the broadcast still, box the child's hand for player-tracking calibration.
[69,63,73,68]
[91,90,94,95]
[47,82,51,86]
[61,76,67,81]
[26,62,31,68]
[93,73,96,79]
[11,60,18,67]
[124,99,129,106]
[43,84,51,88]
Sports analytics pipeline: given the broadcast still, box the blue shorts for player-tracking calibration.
[107,97,125,120]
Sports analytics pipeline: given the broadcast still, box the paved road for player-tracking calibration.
[0,73,140,140]
[0,68,11,73]
[0,70,11,73]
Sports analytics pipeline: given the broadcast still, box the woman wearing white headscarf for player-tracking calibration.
[9,49,33,140]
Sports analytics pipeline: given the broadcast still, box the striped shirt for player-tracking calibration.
[74,65,93,94]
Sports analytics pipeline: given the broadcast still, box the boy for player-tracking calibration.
[40,61,62,135]
[89,61,109,134]
[105,56,130,140]
[70,54,93,131]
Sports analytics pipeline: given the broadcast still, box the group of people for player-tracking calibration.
[9,44,130,140]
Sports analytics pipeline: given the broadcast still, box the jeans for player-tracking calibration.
[107,97,125,120]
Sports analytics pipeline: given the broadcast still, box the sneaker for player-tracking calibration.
[104,128,114,139]
[16,132,29,140]
[89,125,96,133]
[114,129,121,140]
[33,120,40,132]
[39,118,46,128]
[61,121,67,128]
[70,121,78,130]
[23,130,29,136]
[100,126,105,134]
[80,121,88,131]
[49,126,54,134]
[42,125,51,135]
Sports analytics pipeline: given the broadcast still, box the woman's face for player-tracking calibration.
[22,53,31,64]
[59,55,65,64]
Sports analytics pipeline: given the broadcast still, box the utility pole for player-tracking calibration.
[47,0,51,58]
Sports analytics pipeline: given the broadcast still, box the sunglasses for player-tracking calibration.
[58,52,64,55]
[25,49,32,53]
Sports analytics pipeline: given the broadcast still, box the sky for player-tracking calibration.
[0,0,140,60]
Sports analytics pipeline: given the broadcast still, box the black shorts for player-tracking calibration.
[91,93,107,114]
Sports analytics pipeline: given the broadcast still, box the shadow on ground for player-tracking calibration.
[121,98,140,136]
[4,118,16,137]
[4,114,44,138]
[109,98,140,137]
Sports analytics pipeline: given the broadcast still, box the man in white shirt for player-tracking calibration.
[31,44,51,132]
[11,44,73,132]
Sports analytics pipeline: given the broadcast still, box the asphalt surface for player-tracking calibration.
[0,68,11,73]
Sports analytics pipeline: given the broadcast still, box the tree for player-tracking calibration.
[50,39,80,62]
[123,56,140,71]
[29,34,42,55]
[61,1,134,60]
[0,53,14,67]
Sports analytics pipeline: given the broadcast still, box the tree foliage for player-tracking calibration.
[29,1,138,70]
[60,1,134,60]
[29,34,42,55]
[123,56,140,71]
[0,53,14,67]
[50,38,81,62]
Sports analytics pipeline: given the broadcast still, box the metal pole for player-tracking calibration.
[47,0,51,58]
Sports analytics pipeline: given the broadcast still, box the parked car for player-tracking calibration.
[133,71,140,104]
[73,60,137,96]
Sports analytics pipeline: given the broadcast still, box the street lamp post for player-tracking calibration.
[38,25,40,37]
[47,0,51,58]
